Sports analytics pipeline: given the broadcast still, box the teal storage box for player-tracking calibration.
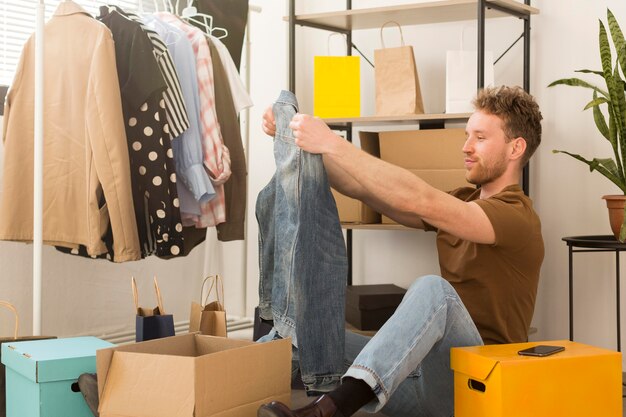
[1,336,114,417]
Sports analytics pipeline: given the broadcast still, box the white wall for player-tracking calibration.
[244,0,626,361]
[2,0,626,365]
[532,0,626,350]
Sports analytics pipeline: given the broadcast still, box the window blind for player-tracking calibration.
[0,0,149,86]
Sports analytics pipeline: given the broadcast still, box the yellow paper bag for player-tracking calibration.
[314,49,360,118]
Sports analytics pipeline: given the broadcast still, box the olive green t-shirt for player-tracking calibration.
[435,184,544,345]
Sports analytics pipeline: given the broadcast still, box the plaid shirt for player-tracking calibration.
[156,12,228,227]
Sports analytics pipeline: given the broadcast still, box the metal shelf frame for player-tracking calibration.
[287,0,534,284]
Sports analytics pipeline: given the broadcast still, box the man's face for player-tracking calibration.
[463,111,513,186]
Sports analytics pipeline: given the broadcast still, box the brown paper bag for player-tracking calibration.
[374,21,424,116]
[189,275,227,337]
[0,301,55,417]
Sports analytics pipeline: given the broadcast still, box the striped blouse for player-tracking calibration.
[116,8,191,139]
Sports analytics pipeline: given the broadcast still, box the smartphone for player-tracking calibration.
[518,345,565,357]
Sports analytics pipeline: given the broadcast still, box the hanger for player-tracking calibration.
[166,0,175,13]
[180,0,228,39]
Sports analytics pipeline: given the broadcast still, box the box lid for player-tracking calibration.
[1,336,113,383]
[346,285,406,310]
[450,340,620,381]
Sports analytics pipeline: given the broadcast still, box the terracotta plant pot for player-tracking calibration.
[602,195,626,240]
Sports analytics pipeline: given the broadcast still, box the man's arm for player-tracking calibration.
[262,106,365,198]
[290,114,495,243]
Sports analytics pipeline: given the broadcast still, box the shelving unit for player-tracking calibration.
[341,223,414,231]
[284,1,538,30]
[287,0,538,283]
[323,112,472,127]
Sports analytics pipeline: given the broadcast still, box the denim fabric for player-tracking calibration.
[343,275,484,416]
[256,90,348,394]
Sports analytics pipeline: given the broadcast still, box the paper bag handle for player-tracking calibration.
[326,32,348,56]
[201,275,224,306]
[0,301,18,339]
[131,276,139,312]
[380,21,405,49]
[154,276,166,315]
[460,23,474,50]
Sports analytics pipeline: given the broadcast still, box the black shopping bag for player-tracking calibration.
[132,277,175,342]
[0,301,55,417]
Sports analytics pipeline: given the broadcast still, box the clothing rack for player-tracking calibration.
[31,0,261,335]
[33,0,45,336]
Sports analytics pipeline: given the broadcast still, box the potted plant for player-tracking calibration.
[549,9,626,241]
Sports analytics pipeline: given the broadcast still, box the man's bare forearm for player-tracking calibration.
[325,139,434,229]
[323,154,366,198]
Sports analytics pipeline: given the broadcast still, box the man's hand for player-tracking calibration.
[262,106,276,137]
[289,113,338,155]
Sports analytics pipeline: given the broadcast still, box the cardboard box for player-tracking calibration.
[97,333,292,417]
[331,189,380,224]
[1,336,114,417]
[359,129,470,224]
[451,340,622,417]
[345,284,406,331]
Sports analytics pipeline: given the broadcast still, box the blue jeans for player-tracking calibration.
[344,275,483,417]
[256,90,348,393]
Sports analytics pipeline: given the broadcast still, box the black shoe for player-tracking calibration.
[257,394,338,417]
[78,373,99,417]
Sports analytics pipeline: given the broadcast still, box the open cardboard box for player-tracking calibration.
[96,334,292,417]
[359,129,469,224]
[331,189,380,224]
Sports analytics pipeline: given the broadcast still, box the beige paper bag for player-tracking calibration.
[189,275,227,337]
[0,301,56,417]
[374,21,424,116]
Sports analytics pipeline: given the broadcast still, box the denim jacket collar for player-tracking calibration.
[276,90,298,108]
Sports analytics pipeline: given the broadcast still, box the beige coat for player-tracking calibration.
[0,1,140,262]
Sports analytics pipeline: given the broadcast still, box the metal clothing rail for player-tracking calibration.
[33,0,45,336]
[31,0,262,336]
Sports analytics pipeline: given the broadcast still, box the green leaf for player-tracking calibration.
[612,64,626,182]
[620,207,626,242]
[590,91,611,143]
[600,20,614,82]
[548,78,609,98]
[594,157,620,175]
[576,69,605,77]
[553,150,626,192]
[585,96,609,110]
[608,9,626,79]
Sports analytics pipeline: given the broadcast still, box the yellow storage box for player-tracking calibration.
[450,340,622,417]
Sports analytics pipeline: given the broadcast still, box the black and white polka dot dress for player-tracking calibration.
[127,98,184,257]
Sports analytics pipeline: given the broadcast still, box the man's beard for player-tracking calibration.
[465,154,508,186]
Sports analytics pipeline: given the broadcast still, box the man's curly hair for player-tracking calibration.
[472,86,543,165]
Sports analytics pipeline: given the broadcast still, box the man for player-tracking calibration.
[257,86,544,417]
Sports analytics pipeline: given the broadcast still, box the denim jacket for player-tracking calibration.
[256,90,348,394]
